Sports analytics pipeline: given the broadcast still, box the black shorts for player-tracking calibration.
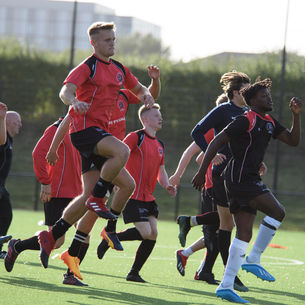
[70,126,110,173]
[212,171,229,207]
[44,198,72,226]
[225,179,270,215]
[122,199,159,224]
[200,187,216,214]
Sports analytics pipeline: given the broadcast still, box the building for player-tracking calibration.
[0,0,161,52]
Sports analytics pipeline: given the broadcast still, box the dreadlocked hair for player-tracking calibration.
[220,71,251,100]
[240,78,272,105]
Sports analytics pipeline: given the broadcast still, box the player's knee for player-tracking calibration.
[117,143,130,163]
[277,206,286,221]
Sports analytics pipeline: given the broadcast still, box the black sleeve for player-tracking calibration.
[223,115,249,140]
[271,117,286,139]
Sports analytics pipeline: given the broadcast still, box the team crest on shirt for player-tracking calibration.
[117,100,126,112]
[116,73,123,85]
[265,122,274,134]
[159,148,163,156]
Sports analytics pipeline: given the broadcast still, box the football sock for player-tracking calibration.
[131,239,156,272]
[201,246,219,274]
[196,212,219,226]
[68,230,88,257]
[15,236,40,253]
[51,218,71,241]
[181,247,193,257]
[221,238,248,289]
[105,209,120,232]
[117,227,143,241]
[247,216,281,264]
[93,177,112,198]
[218,229,231,266]
[190,216,198,226]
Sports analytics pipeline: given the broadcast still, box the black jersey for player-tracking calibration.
[192,101,247,174]
[223,110,286,183]
[0,133,13,186]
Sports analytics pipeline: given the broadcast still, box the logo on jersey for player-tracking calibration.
[159,148,163,156]
[265,122,274,134]
[116,73,123,85]
[117,99,125,112]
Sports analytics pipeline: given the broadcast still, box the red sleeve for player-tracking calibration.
[121,89,140,105]
[32,125,56,185]
[63,63,91,88]
[123,132,138,151]
[204,128,214,145]
[122,65,138,90]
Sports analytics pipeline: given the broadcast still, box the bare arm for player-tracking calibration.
[158,165,177,197]
[0,102,7,145]
[192,132,230,190]
[276,97,302,146]
[46,115,70,166]
[169,142,201,186]
[147,65,161,99]
[59,83,89,114]
[130,82,155,108]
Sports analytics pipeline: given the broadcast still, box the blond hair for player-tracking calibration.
[138,103,161,125]
[87,22,115,38]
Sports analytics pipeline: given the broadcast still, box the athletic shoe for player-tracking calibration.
[241,256,275,282]
[63,273,88,286]
[194,271,220,285]
[85,196,116,219]
[234,276,249,292]
[216,286,249,303]
[176,216,191,247]
[60,250,83,280]
[100,227,123,251]
[0,235,12,245]
[38,230,55,268]
[4,239,20,272]
[126,271,146,283]
[0,251,7,259]
[176,250,188,276]
[97,239,110,259]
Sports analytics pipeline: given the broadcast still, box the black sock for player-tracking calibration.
[218,229,231,266]
[105,209,120,232]
[52,218,72,241]
[196,212,219,226]
[117,227,143,241]
[67,242,89,276]
[93,178,112,198]
[68,230,88,257]
[202,247,219,274]
[15,236,40,253]
[131,239,156,273]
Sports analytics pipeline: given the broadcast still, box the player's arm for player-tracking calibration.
[46,115,70,166]
[0,102,8,145]
[169,141,201,187]
[147,65,161,99]
[33,126,56,203]
[158,165,176,197]
[130,82,155,109]
[276,97,302,146]
[192,131,230,190]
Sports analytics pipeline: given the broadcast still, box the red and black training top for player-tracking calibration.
[223,110,286,183]
[64,54,138,134]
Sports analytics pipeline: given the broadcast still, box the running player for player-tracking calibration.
[193,78,302,303]
[97,104,176,283]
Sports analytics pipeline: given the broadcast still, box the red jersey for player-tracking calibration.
[108,89,140,140]
[64,54,138,134]
[124,130,164,202]
[204,129,214,190]
[32,118,82,198]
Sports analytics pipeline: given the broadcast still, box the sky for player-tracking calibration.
[65,0,305,61]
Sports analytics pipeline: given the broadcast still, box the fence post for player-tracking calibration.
[174,185,180,220]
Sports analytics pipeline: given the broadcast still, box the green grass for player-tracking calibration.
[1,210,305,305]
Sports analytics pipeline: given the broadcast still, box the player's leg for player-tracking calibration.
[0,187,12,258]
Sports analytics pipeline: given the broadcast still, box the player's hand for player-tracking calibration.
[289,97,302,115]
[166,185,177,197]
[142,94,154,108]
[40,184,51,203]
[192,171,205,191]
[0,102,8,119]
[212,153,226,166]
[169,174,181,187]
[259,162,267,176]
[46,149,59,166]
[147,65,160,80]
[72,100,90,114]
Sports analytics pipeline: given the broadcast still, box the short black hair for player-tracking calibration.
[240,78,272,105]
